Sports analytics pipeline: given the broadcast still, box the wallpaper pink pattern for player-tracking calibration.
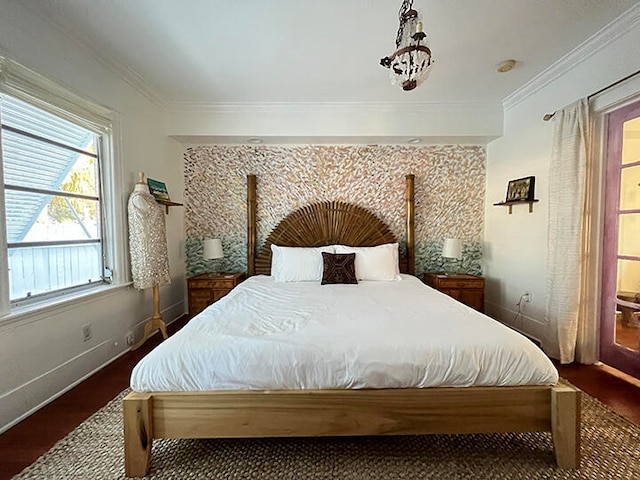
[184,145,485,276]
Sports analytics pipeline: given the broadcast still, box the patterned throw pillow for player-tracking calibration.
[321,252,358,285]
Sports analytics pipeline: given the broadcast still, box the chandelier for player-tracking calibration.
[380,0,434,91]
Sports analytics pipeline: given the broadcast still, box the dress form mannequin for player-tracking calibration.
[128,172,171,350]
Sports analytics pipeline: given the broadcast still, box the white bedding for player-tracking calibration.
[131,274,558,392]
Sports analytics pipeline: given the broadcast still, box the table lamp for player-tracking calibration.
[204,238,224,272]
[442,238,462,275]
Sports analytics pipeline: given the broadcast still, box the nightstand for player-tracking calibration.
[187,272,245,318]
[423,273,485,313]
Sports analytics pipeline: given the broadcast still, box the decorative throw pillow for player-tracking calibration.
[321,252,358,285]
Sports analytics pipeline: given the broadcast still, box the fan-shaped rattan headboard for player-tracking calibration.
[246,174,416,276]
[254,201,399,275]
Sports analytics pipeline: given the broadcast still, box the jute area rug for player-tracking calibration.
[12,389,640,479]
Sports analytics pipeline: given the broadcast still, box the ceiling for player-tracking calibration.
[22,0,640,108]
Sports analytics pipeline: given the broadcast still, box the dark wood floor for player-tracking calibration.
[555,361,640,424]
[1,316,639,480]
[0,318,179,480]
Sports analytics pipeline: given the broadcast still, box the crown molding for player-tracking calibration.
[166,101,503,144]
[106,63,167,109]
[503,3,640,111]
[171,135,492,146]
[165,101,500,115]
[20,3,167,109]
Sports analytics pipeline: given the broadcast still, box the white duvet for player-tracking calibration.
[131,274,558,392]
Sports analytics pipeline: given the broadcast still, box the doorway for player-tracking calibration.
[600,99,640,379]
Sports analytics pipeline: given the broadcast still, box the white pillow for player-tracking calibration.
[334,243,400,281]
[271,245,335,282]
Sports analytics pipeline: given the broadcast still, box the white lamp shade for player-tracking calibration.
[203,238,224,260]
[442,238,462,259]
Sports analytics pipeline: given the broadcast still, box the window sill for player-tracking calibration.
[0,282,133,329]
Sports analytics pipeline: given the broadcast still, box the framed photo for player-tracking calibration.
[505,176,535,202]
[147,178,171,202]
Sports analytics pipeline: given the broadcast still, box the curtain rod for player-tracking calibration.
[542,67,640,121]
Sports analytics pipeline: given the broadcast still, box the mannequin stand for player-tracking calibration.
[131,285,169,351]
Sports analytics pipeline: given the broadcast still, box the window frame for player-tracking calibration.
[0,57,127,319]
[3,113,105,303]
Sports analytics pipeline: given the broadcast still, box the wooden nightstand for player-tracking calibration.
[423,273,485,313]
[187,272,245,318]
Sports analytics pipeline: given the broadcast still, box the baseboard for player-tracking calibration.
[485,299,545,347]
[0,340,129,435]
[0,301,185,434]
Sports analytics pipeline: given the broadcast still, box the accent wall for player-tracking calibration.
[184,145,486,277]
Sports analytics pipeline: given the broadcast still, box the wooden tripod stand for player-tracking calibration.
[131,284,168,351]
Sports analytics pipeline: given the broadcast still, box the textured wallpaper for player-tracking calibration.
[184,145,485,277]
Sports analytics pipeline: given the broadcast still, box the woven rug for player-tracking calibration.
[12,389,640,479]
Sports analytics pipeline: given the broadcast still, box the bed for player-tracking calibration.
[123,174,580,477]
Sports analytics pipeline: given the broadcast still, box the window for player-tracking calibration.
[2,95,105,302]
[0,57,120,313]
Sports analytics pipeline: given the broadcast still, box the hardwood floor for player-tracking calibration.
[1,316,639,480]
[555,361,640,425]
[0,318,180,480]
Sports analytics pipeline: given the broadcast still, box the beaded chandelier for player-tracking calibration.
[380,0,434,91]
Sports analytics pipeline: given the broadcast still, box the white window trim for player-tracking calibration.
[0,122,9,315]
[0,282,134,329]
[0,57,112,132]
[101,112,128,286]
[0,57,128,318]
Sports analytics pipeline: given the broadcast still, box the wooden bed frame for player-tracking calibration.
[123,174,580,477]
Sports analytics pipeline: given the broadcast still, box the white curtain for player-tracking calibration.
[544,98,596,364]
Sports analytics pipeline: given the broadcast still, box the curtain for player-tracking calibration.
[544,98,596,363]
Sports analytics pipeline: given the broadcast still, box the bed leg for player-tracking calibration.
[124,393,153,477]
[551,384,581,469]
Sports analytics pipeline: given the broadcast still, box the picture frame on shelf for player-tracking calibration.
[505,176,535,202]
[147,178,171,202]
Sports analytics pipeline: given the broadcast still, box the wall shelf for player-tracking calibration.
[156,199,183,214]
[493,199,539,214]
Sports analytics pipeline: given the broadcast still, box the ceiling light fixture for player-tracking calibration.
[380,0,434,91]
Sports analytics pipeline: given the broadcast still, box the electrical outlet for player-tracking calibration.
[522,292,532,303]
[82,324,92,342]
[125,331,135,346]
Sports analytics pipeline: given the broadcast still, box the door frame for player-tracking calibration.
[599,100,640,378]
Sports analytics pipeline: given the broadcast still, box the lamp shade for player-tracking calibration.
[203,238,224,260]
[442,238,462,259]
